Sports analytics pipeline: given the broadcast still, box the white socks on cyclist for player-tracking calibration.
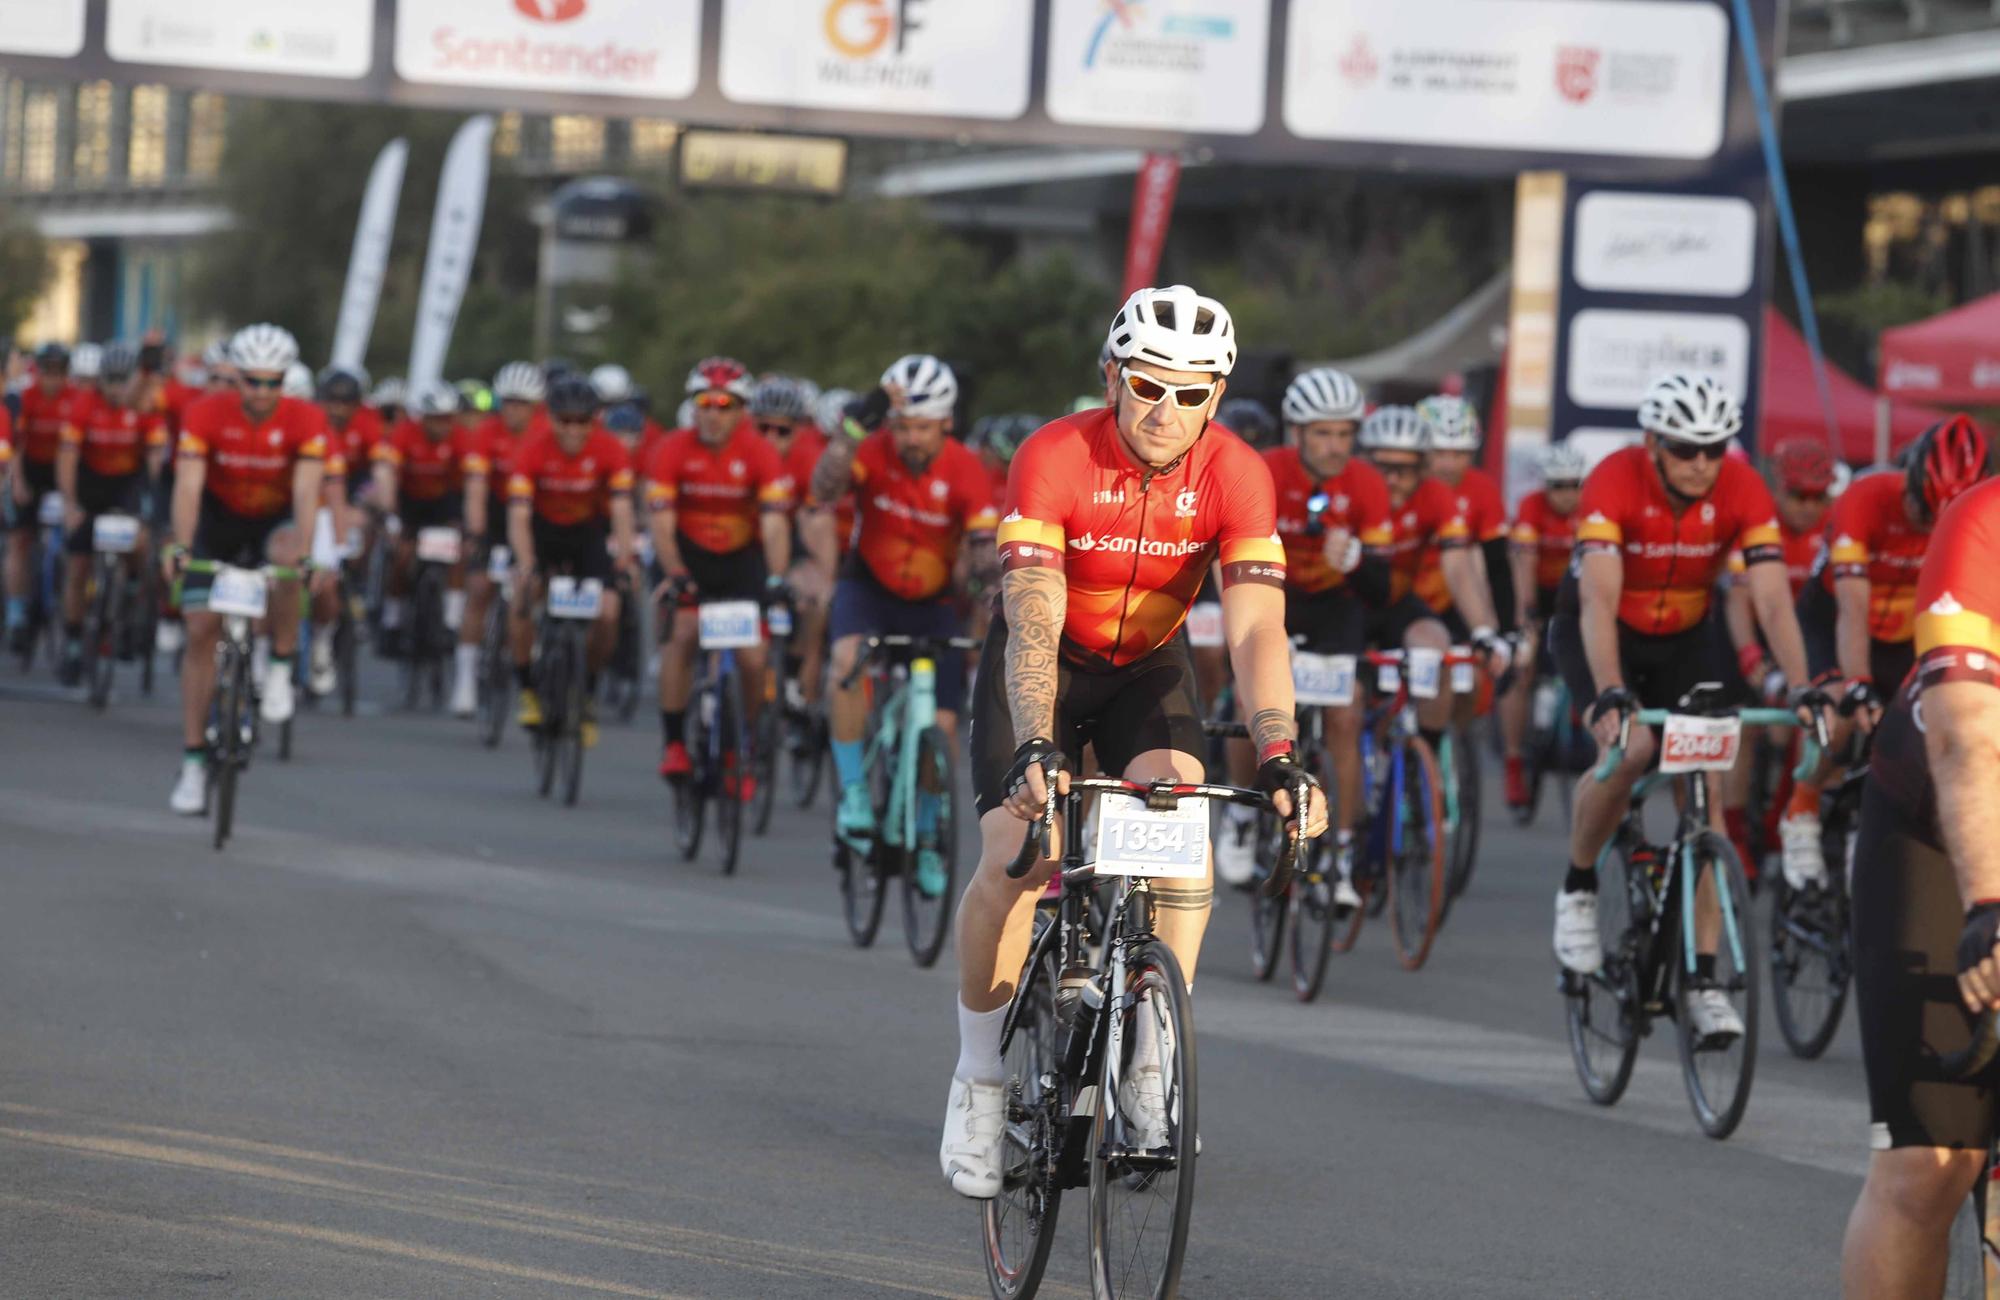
[955,1000,1007,1085]
[444,589,466,632]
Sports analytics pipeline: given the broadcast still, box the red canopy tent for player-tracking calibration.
[1878,290,2000,406]
[1761,308,1940,463]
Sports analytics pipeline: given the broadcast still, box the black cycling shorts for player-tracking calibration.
[970,621,1206,817]
[192,499,287,569]
[678,536,766,607]
[829,567,967,713]
[1284,586,1367,656]
[1797,578,1918,691]
[1854,781,1999,1152]
[1365,593,1444,651]
[64,468,147,557]
[531,517,613,583]
[9,457,56,532]
[400,493,463,535]
[1548,609,1729,713]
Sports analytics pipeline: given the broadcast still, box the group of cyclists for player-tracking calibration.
[8,276,2000,1298]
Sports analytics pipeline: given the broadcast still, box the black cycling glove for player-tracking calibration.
[1004,738,1064,805]
[1958,902,2000,978]
[1588,686,1635,728]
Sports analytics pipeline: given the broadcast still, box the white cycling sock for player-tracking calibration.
[454,642,478,680]
[955,1000,1007,1085]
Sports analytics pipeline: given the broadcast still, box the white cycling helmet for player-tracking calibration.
[590,363,633,405]
[1358,405,1433,454]
[674,397,696,429]
[281,362,315,400]
[1542,442,1588,484]
[1638,372,1742,445]
[1282,367,1365,426]
[412,379,460,419]
[493,361,546,404]
[202,339,231,371]
[1415,394,1481,452]
[69,342,104,381]
[882,354,958,420]
[1105,284,1237,377]
[793,377,822,410]
[814,387,857,434]
[371,376,406,410]
[229,323,300,375]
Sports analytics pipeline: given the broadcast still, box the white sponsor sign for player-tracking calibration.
[720,0,1034,120]
[1283,0,1728,160]
[1567,426,1644,471]
[1574,193,1757,298]
[0,0,85,57]
[1566,309,1751,411]
[108,0,374,78]
[1045,0,1271,135]
[396,0,700,98]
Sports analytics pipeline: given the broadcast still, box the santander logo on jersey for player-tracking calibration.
[1071,532,1207,558]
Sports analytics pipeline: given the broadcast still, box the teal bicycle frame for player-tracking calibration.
[861,654,940,854]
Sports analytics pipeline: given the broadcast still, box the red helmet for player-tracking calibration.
[1767,437,1836,495]
[685,355,753,400]
[1908,414,1991,519]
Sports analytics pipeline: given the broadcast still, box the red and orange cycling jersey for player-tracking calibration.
[0,404,12,466]
[844,431,997,601]
[1510,489,1578,593]
[325,405,385,481]
[507,431,633,528]
[1574,444,1782,636]
[1264,446,1391,595]
[1819,470,1928,643]
[1910,477,2000,681]
[474,410,546,488]
[1413,467,1503,613]
[997,409,1283,670]
[1387,477,1470,609]
[178,391,326,519]
[62,391,167,478]
[643,422,791,556]
[374,420,488,504]
[15,385,84,466]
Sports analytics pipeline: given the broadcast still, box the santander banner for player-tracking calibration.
[1121,153,1182,299]
[395,0,700,98]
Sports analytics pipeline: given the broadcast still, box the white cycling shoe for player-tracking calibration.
[1687,985,1745,1045]
[260,663,296,724]
[169,759,207,816]
[1554,889,1603,974]
[1120,1064,1172,1152]
[1214,814,1257,888]
[309,638,338,697]
[1779,812,1827,891]
[939,1076,1005,1199]
[449,668,478,718]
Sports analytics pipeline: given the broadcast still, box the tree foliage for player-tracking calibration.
[0,215,51,339]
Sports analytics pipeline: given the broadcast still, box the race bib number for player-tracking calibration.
[1451,660,1477,694]
[1292,652,1356,707]
[697,599,762,649]
[547,576,603,621]
[92,513,140,554]
[37,492,64,527]
[1186,602,1224,648]
[1376,662,1401,694]
[1407,647,1443,700]
[208,565,268,619]
[487,544,512,581]
[1658,713,1742,774]
[1532,681,1561,730]
[1091,792,1210,880]
[765,604,794,638]
[415,527,462,565]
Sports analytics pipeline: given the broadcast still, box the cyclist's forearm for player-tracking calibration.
[1578,552,1624,692]
[808,439,857,507]
[1835,576,1872,682]
[171,462,204,549]
[464,474,488,538]
[506,502,535,571]
[1442,546,1498,631]
[1509,549,1537,627]
[1722,580,1757,655]
[292,462,322,546]
[1223,581,1297,755]
[1747,563,1809,684]
[372,464,398,517]
[760,510,790,576]
[649,509,684,576]
[800,509,838,584]
[1001,567,1064,744]
[1929,682,2000,905]
[55,446,78,505]
[609,498,638,568]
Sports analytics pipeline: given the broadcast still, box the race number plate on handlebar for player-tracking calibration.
[765,604,794,638]
[1090,793,1209,880]
[1407,647,1443,700]
[1292,652,1356,707]
[1451,659,1477,693]
[697,600,761,649]
[92,513,140,554]
[1658,713,1742,774]
[1186,601,1224,648]
[208,565,269,619]
[487,544,512,581]
[547,576,604,621]
[37,492,64,528]
[415,527,462,565]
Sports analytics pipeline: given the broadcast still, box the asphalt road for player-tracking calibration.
[0,660,1871,1298]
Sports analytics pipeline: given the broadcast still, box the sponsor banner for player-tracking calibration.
[720,0,1034,120]
[1121,153,1182,298]
[1045,0,1270,135]
[1567,426,1643,471]
[1573,192,1757,298]
[1566,309,1750,412]
[0,0,85,57]
[330,138,409,372]
[1283,0,1728,160]
[397,0,699,98]
[408,116,494,392]
[1507,172,1565,418]
[107,0,375,78]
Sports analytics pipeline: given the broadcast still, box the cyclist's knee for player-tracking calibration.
[1861,1148,1983,1227]
[1124,747,1203,783]
[1405,618,1449,651]
[830,634,862,680]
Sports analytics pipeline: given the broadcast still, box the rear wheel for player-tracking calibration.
[787,706,827,809]
[714,664,745,874]
[839,839,889,948]
[1387,739,1447,970]
[85,559,117,709]
[1564,836,1642,1106]
[902,726,957,968]
[751,694,781,834]
[981,940,1063,1299]
[1443,727,1483,906]
[1768,824,1852,1060]
[559,644,587,807]
[1678,831,1760,1140]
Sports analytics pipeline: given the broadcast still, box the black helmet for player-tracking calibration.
[317,365,367,405]
[546,374,600,421]
[34,342,69,371]
[971,413,1041,463]
[1217,397,1277,448]
[603,402,644,436]
[101,342,140,382]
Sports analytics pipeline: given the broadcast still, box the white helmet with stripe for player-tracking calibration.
[1358,405,1433,454]
[1282,367,1365,426]
[882,354,958,420]
[1415,394,1481,451]
[493,361,546,403]
[228,323,300,375]
[1638,372,1742,445]
[1105,284,1237,376]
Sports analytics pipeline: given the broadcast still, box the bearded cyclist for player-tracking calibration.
[1549,373,1833,1041]
[940,286,1329,1198]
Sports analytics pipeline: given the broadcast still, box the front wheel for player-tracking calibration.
[902,726,958,969]
[211,653,245,851]
[982,939,1063,1299]
[84,560,118,709]
[751,697,780,835]
[1090,941,1196,1300]
[838,842,889,948]
[477,601,509,747]
[558,645,587,807]
[1387,738,1447,971]
[1443,727,1483,906]
[1677,831,1760,1140]
[1564,837,1641,1106]
[713,664,745,875]
[1288,838,1337,1003]
[673,678,709,860]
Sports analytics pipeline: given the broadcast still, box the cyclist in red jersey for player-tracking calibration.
[55,343,168,683]
[961,411,1043,666]
[298,365,375,697]
[373,381,489,691]
[1548,374,1831,1035]
[451,362,547,716]
[505,375,638,744]
[647,356,792,786]
[747,374,835,712]
[808,355,998,865]
[1841,475,2000,1295]
[7,344,85,653]
[162,325,327,815]
[940,287,1327,1200]
[1413,394,1515,647]
[1500,441,1585,808]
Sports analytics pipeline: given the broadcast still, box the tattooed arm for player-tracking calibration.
[808,438,859,512]
[1002,566,1065,744]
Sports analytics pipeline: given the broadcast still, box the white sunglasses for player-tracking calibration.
[1119,366,1218,410]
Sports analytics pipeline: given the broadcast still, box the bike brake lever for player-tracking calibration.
[1258,779,1307,899]
[1005,761,1058,879]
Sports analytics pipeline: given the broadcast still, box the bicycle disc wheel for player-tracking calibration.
[982,941,1063,1299]
[1090,941,1196,1300]
[1769,861,1851,1060]
[1289,838,1337,1003]
[1564,837,1641,1106]
[1387,739,1447,970]
[714,666,744,875]
[1444,728,1483,905]
[751,703,780,835]
[673,680,709,859]
[1677,830,1760,1140]
[902,726,957,969]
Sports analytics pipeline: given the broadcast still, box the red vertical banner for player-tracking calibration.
[1121,153,1182,298]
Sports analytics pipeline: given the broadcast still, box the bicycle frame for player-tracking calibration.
[858,659,938,853]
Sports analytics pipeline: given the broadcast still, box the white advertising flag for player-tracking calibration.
[408,116,494,392]
[107,0,375,78]
[330,138,409,372]
[396,0,701,99]
[0,0,85,57]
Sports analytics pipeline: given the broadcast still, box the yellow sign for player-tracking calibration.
[679,130,847,197]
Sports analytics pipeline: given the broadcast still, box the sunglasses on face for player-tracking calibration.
[1120,366,1217,410]
[1547,481,1582,492]
[552,415,593,431]
[1786,489,1830,505]
[756,421,795,437]
[1657,437,1728,463]
[239,374,284,391]
[694,392,742,411]
[1375,459,1423,478]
